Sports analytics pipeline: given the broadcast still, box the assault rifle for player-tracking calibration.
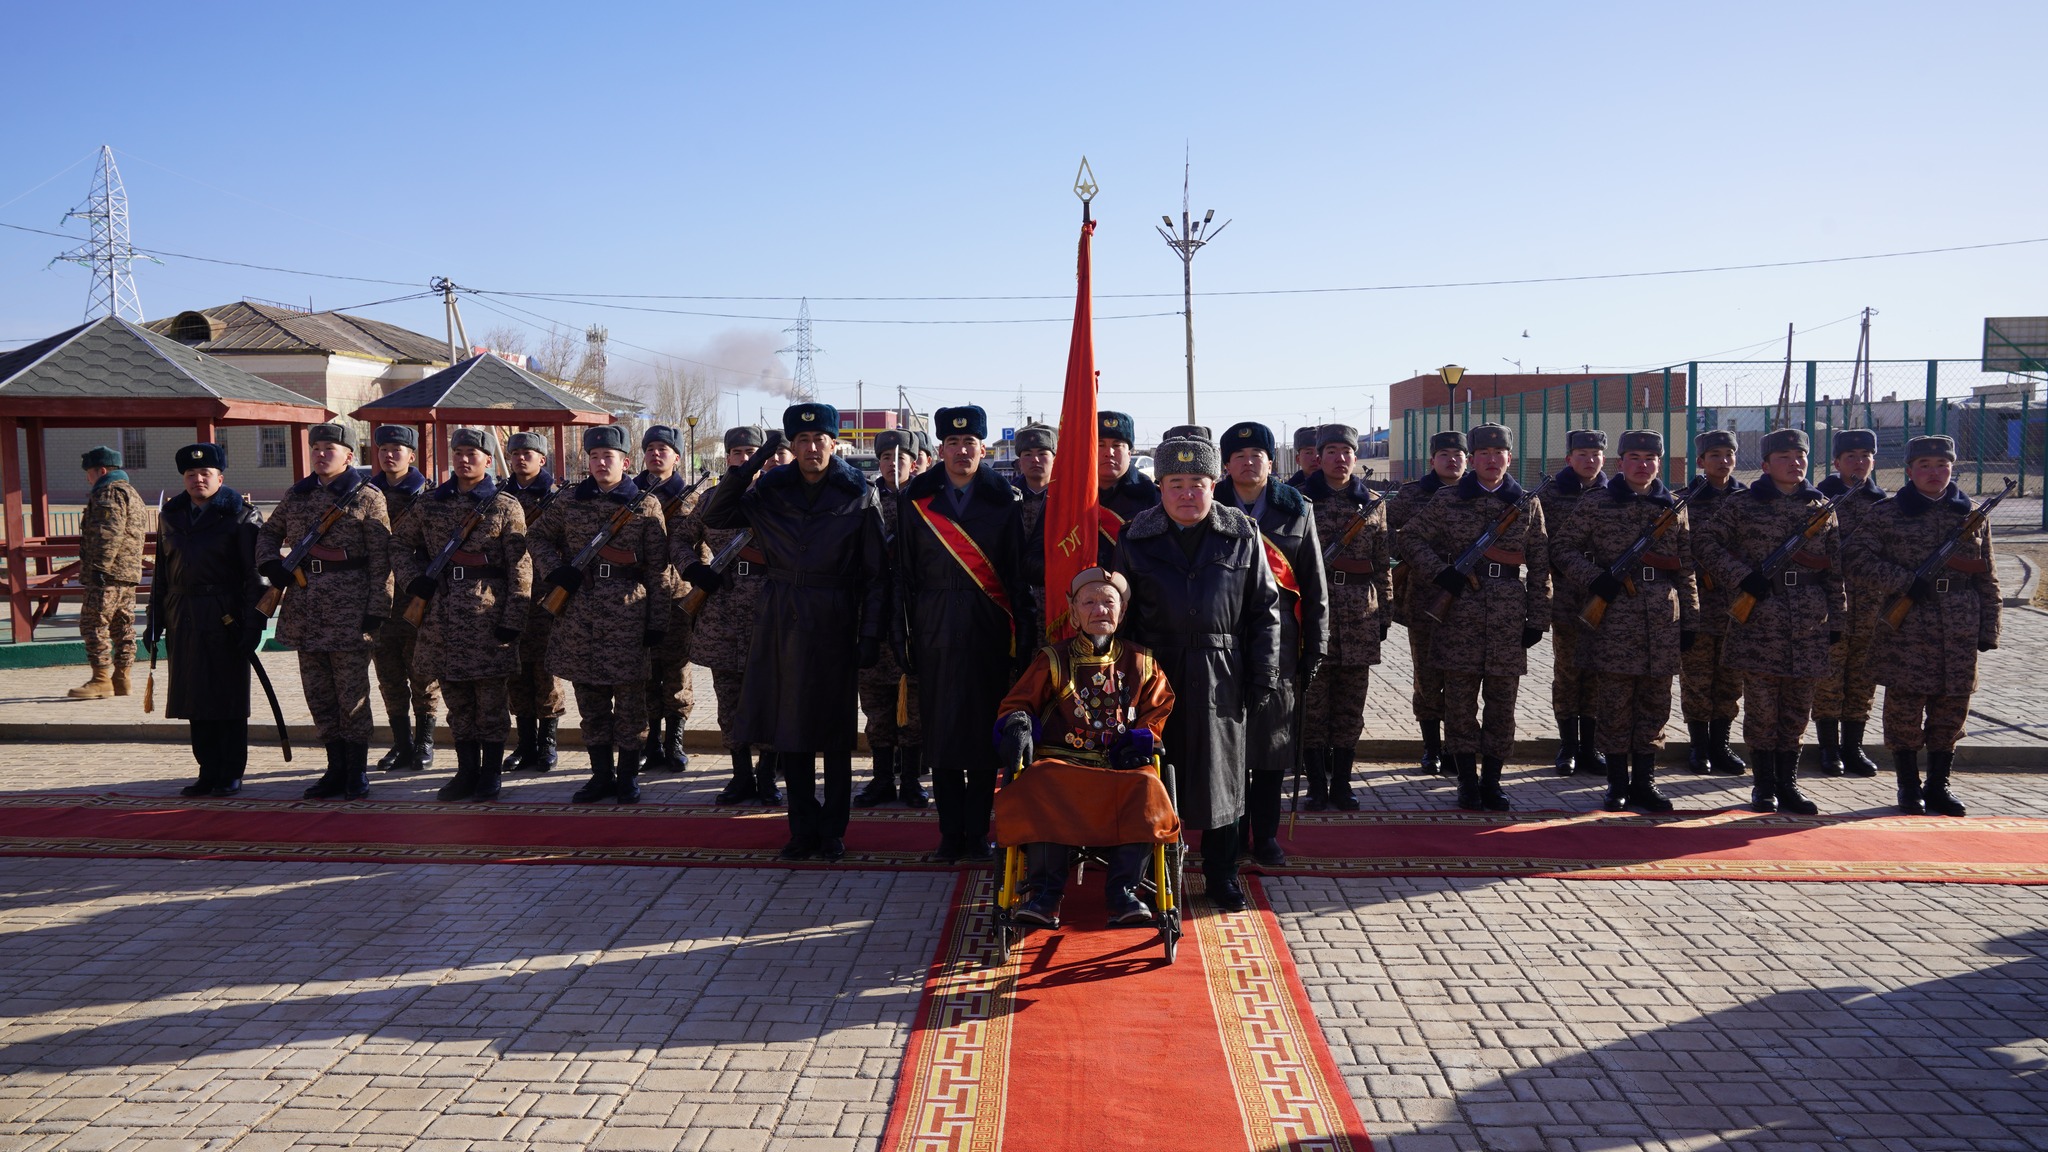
[1577,486,1695,629]
[1879,477,2015,630]
[541,501,642,616]
[255,502,348,617]
[400,505,488,627]
[1419,477,1551,625]
[680,529,754,619]
[1322,506,1369,563]
[1726,487,1857,625]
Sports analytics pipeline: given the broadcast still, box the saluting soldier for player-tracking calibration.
[69,445,146,700]
[153,444,264,797]
[1694,427,1844,815]
[1284,426,1319,490]
[1553,430,1698,813]
[899,404,1030,862]
[527,424,670,805]
[635,425,700,776]
[1386,430,1467,775]
[1111,429,1283,912]
[1218,422,1329,863]
[367,425,439,774]
[1294,423,1387,812]
[502,431,565,773]
[1398,424,1549,811]
[678,426,790,805]
[853,429,925,810]
[1538,429,1608,779]
[1013,422,1056,631]
[1677,430,1749,776]
[393,428,531,802]
[257,423,392,801]
[1093,410,1161,563]
[701,404,889,862]
[1844,435,1998,816]
[1812,428,1886,778]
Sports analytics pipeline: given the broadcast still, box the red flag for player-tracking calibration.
[1043,217,1099,641]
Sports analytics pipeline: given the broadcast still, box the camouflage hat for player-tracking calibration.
[642,424,682,452]
[1221,422,1276,459]
[1565,429,1607,452]
[782,402,839,439]
[1760,428,1809,457]
[1292,426,1319,452]
[1015,423,1056,453]
[1155,436,1220,479]
[874,429,913,456]
[1831,428,1876,456]
[1906,434,1956,462]
[1096,410,1136,446]
[1618,429,1664,455]
[450,427,498,457]
[373,425,418,450]
[1317,423,1360,451]
[583,424,630,454]
[308,423,354,452]
[723,425,766,452]
[1694,429,1736,453]
[1428,430,1468,454]
[175,443,225,473]
[80,445,121,470]
[1469,423,1514,452]
[507,431,550,456]
[935,404,988,441]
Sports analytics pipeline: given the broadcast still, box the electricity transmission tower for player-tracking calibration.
[54,145,149,322]
[779,298,820,402]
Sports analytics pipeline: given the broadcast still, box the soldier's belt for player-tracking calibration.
[303,556,369,575]
[1945,555,1990,575]
[592,562,644,581]
[1327,558,1376,586]
[732,546,768,577]
[764,566,860,589]
[1474,561,1521,580]
[308,544,350,562]
[1928,574,1975,594]
[448,564,508,582]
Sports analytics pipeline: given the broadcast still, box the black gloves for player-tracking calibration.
[1738,572,1773,601]
[643,629,665,649]
[996,712,1033,783]
[681,561,722,593]
[406,575,437,602]
[258,558,289,587]
[547,566,583,594]
[1245,684,1276,715]
[1296,651,1323,684]
[1979,639,1997,652]
[1589,571,1624,602]
[1520,627,1543,649]
[740,431,787,475]
[1377,619,1391,642]
[857,636,881,668]
[1109,726,1157,772]
[1679,630,1697,652]
[1907,577,1934,603]
[361,615,384,634]
[1432,568,1466,596]
[494,626,520,644]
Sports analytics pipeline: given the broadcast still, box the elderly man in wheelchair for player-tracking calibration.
[992,567,1179,929]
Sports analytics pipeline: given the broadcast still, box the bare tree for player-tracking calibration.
[616,359,720,471]
[477,325,528,357]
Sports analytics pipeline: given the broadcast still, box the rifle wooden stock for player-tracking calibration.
[680,585,711,618]
[1727,588,1760,625]
[1879,592,1913,631]
[255,584,284,617]
[401,595,428,627]
[541,583,572,617]
[896,675,909,726]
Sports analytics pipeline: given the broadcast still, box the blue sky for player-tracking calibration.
[2,1,2041,437]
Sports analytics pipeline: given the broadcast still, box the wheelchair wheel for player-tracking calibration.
[1161,909,1180,964]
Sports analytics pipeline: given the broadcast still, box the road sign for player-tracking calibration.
[1001,427,1016,442]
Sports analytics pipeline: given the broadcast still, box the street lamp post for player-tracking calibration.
[1157,166,1230,425]
[1439,364,1465,429]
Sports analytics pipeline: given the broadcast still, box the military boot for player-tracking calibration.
[342,742,372,800]
[614,747,643,804]
[111,663,131,696]
[473,742,504,801]
[755,754,782,806]
[1627,752,1674,814]
[1418,720,1444,776]
[532,718,559,772]
[438,742,480,802]
[1328,749,1361,811]
[1893,748,1925,815]
[572,746,616,804]
[67,663,114,699]
[716,748,758,804]
[1922,750,1967,817]
[1840,721,1879,778]
[1774,748,1819,816]
[1686,722,1713,774]
[1577,717,1605,777]
[1815,720,1844,776]
[1455,755,1484,811]
[853,746,897,807]
[662,714,688,772]
[503,716,535,772]
[1554,714,1580,776]
[303,741,347,800]
[1708,718,1748,775]
[1602,753,1629,812]
[1303,749,1330,811]
[1478,756,1512,812]
[1748,751,1778,813]
[379,711,414,772]
[899,745,929,808]
[411,709,438,772]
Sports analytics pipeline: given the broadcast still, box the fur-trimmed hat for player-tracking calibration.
[875,429,913,456]
[308,423,354,452]
[1161,424,1211,444]
[1096,410,1136,446]
[450,427,498,457]
[1292,426,1319,452]
[1317,423,1359,451]
[1015,423,1056,453]
[373,425,418,450]
[935,404,988,441]
[80,445,121,470]
[1155,435,1220,479]
[1831,429,1876,456]
[723,425,766,452]
[1617,429,1664,455]
[1469,423,1513,452]
[507,431,549,455]
[176,443,225,473]
[1760,428,1809,457]
[1694,429,1736,453]
[1428,430,1468,455]
[1906,434,1956,462]
[1221,422,1276,460]
[583,424,630,454]
[916,429,936,456]
[1565,429,1606,452]
[642,424,682,452]
[782,403,839,439]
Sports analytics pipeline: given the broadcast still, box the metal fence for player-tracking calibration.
[1397,360,2046,525]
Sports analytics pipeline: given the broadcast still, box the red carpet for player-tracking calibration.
[879,872,1371,1152]
[4,795,2048,882]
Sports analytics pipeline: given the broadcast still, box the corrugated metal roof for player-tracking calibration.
[0,317,332,408]
[356,353,608,415]
[143,300,450,364]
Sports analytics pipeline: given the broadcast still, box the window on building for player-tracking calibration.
[120,428,146,470]
[260,426,289,468]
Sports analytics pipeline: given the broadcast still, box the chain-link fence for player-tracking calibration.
[1397,360,2046,528]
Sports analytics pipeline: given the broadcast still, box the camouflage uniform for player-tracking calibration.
[1812,472,1888,775]
[1676,475,1748,728]
[258,463,391,798]
[75,467,146,692]
[638,468,704,772]
[527,474,670,801]
[1299,468,1388,795]
[673,487,771,754]
[369,466,440,769]
[1538,461,1606,774]
[1386,471,1452,769]
[856,476,922,803]
[1397,454,1549,809]
[504,469,566,726]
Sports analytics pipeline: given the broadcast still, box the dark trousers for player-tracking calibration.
[189,718,249,786]
[931,750,995,854]
[1201,823,1241,887]
[1245,770,1285,847]
[783,751,852,845]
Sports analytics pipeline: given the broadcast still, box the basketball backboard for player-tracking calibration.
[1983,317,2048,373]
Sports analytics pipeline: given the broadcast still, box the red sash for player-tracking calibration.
[911,497,1015,622]
[1096,505,1126,544]
[1260,534,1302,623]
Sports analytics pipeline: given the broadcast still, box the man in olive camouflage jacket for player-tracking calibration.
[503,431,566,772]
[1677,429,1748,776]
[635,424,704,777]
[367,424,439,773]
[1386,429,1467,775]
[70,444,146,699]
[1812,428,1887,778]
[854,429,924,810]
[1538,429,1608,780]
[1295,423,1383,811]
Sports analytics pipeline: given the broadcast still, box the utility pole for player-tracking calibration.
[432,277,470,364]
[1848,307,1876,408]
[1774,322,1796,430]
[1156,155,1229,424]
[55,145,149,322]
[779,298,820,402]
[855,378,865,449]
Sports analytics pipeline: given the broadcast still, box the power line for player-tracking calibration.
[467,289,1182,326]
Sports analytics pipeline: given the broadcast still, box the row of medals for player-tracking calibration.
[1065,662,1130,751]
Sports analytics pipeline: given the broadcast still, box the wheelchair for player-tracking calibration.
[989,753,1185,964]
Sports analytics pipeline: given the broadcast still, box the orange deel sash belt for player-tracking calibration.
[910,496,1015,620]
[1261,534,1302,623]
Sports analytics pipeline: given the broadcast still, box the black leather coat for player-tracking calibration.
[150,486,263,721]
